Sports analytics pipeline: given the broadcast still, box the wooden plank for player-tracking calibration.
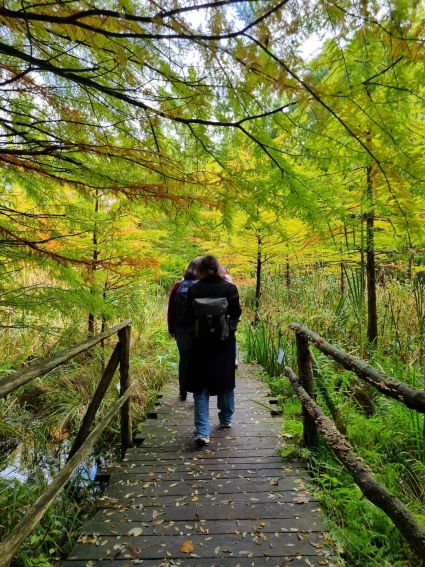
[107,468,309,484]
[0,320,131,398]
[90,501,323,522]
[122,449,283,460]
[61,556,331,566]
[97,461,307,477]
[120,456,293,466]
[79,516,323,537]
[135,433,283,443]
[130,437,281,448]
[142,421,280,427]
[96,490,319,507]
[104,475,311,498]
[67,532,327,560]
[138,439,282,450]
[136,424,282,435]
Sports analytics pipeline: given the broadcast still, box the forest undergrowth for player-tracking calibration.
[244,269,425,567]
[0,285,176,566]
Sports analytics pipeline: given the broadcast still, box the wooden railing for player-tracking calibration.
[284,323,425,559]
[0,320,133,567]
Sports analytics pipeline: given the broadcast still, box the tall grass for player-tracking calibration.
[244,320,296,376]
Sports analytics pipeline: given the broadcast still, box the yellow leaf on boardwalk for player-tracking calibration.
[180,540,194,554]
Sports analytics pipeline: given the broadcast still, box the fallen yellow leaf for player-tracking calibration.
[180,540,194,554]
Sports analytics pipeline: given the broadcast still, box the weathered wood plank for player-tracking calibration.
[97,489,319,508]
[127,440,282,451]
[97,461,307,477]
[90,501,323,522]
[105,467,308,484]
[122,449,283,460]
[135,425,282,437]
[62,556,330,566]
[80,516,323,537]
[105,475,311,498]
[67,532,327,560]
[136,433,282,443]
[136,439,283,450]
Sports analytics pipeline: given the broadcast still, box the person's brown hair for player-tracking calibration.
[198,255,220,278]
[183,258,201,280]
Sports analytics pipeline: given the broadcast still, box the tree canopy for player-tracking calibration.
[0,0,424,326]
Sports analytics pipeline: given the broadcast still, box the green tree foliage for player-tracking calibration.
[0,0,423,327]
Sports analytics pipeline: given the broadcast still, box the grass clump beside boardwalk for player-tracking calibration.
[0,289,177,566]
[243,271,425,567]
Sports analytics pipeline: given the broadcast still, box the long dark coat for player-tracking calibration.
[185,275,242,395]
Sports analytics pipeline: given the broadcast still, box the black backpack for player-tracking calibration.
[175,279,196,325]
[193,297,229,341]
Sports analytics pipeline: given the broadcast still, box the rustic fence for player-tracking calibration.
[284,323,425,559]
[0,320,133,567]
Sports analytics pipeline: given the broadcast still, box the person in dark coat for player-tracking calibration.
[167,258,201,400]
[186,255,242,446]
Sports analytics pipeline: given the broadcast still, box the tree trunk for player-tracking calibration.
[407,248,414,281]
[366,165,378,347]
[100,280,109,371]
[254,231,262,322]
[88,191,100,334]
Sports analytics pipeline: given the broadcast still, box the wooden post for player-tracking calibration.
[286,257,291,289]
[340,261,345,294]
[295,333,318,447]
[66,342,121,462]
[118,324,132,452]
[254,230,262,323]
[366,164,378,347]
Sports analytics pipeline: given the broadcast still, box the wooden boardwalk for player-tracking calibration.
[62,364,332,566]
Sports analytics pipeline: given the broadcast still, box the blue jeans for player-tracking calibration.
[193,388,235,438]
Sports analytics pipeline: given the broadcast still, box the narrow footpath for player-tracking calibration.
[62,364,332,566]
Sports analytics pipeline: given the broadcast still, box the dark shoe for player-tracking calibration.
[219,422,232,429]
[195,436,210,447]
[179,392,187,401]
